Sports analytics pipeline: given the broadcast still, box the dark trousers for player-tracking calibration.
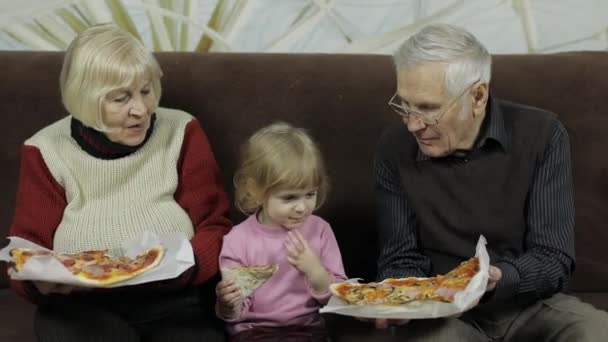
[34,287,226,342]
[331,293,608,342]
[230,325,328,342]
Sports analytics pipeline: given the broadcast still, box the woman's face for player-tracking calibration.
[102,78,157,146]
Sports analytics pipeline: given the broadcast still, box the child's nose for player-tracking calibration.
[294,200,306,212]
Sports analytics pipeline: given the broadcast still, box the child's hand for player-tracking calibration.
[285,230,331,294]
[216,279,242,319]
[285,230,323,276]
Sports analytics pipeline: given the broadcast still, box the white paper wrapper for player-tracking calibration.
[0,231,195,288]
[320,235,489,319]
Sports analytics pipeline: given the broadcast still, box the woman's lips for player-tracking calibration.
[127,122,146,132]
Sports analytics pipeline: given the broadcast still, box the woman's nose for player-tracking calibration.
[129,97,146,116]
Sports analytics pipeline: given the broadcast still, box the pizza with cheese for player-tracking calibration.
[10,246,164,286]
[330,257,479,305]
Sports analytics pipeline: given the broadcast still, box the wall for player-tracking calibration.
[1,0,607,54]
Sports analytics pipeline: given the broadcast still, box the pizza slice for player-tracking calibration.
[69,246,165,286]
[433,257,480,302]
[221,265,279,298]
[330,257,480,305]
[9,246,165,286]
[9,248,53,271]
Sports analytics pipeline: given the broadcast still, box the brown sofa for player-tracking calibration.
[1,51,607,341]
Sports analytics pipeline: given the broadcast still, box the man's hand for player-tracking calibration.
[216,279,242,320]
[486,265,502,292]
[357,317,409,329]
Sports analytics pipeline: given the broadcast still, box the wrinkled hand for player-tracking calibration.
[7,268,80,295]
[486,265,502,292]
[285,230,324,277]
[357,317,410,329]
[33,281,77,295]
[216,279,242,319]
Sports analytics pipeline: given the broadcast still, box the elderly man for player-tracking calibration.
[335,23,608,341]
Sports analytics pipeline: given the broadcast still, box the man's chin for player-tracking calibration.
[419,144,448,158]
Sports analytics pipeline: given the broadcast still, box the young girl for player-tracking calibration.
[216,122,347,341]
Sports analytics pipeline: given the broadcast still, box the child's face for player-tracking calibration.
[258,188,318,230]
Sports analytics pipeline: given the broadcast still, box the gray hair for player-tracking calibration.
[393,23,491,96]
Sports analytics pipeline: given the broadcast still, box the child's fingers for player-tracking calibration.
[221,288,241,304]
[294,230,307,246]
[217,279,235,290]
[228,295,241,307]
[287,231,305,252]
[285,240,300,257]
[217,282,240,298]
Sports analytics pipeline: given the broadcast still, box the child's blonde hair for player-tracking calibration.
[234,122,329,215]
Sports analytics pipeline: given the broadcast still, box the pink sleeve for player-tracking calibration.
[216,230,253,321]
[309,223,347,303]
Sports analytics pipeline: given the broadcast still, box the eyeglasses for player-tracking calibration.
[388,81,478,125]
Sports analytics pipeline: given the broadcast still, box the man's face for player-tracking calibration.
[396,63,479,158]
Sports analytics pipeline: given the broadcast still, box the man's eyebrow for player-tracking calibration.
[399,95,442,108]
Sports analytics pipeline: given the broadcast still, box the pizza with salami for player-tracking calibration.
[9,246,164,286]
[330,257,480,305]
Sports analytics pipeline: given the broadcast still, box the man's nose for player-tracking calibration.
[405,115,426,133]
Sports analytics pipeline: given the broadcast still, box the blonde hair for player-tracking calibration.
[234,122,329,215]
[59,23,163,130]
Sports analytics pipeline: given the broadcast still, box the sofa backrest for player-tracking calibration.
[1,51,607,294]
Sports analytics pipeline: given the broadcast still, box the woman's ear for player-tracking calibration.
[472,81,489,117]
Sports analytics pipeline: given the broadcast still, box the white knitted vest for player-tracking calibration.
[26,108,195,256]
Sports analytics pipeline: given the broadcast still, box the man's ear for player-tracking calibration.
[472,81,489,117]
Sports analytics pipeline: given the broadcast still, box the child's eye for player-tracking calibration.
[141,89,151,95]
[281,195,297,201]
[306,192,317,198]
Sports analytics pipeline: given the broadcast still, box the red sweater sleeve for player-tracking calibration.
[175,119,232,285]
[9,145,67,302]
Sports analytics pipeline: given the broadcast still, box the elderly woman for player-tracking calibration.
[8,24,231,341]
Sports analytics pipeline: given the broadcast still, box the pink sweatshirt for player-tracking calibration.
[217,214,347,335]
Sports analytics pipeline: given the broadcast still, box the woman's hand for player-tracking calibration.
[285,230,331,293]
[216,279,242,319]
[8,268,80,295]
[33,281,78,295]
